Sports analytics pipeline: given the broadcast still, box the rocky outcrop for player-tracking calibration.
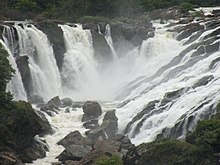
[36,21,65,70]
[81,101,102,122]
[0,101,52,163]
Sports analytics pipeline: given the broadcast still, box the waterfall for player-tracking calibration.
[0,39,27,101]
[14,24,62,101]
[104,24,118,60]
[59,24,100,100]
[116,22,220,144]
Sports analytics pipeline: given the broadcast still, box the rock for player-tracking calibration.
[58,144,91,162]
[192,75,214,89]
[20,139,48,163]
[72,102,83,109]
[57,131,91,149]
[28,95,44,104]
[101,110,118,138]
[48,96,61,107]
[0,150,24,165]
[61,98,73,107]
[83,119,98,129]
[0,101,51,162]
[82,101,102,122]
[79,134,134,164]
[35,110,54,137]
[36,21,65,70]
[16,55,32,97]
[65,108,70,113]
[40,103,59,116]
[85,125,108,144]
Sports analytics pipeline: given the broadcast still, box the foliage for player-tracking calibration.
[94,155,123,165]
[78,16,110,24]
[180,2,194,13]
[0,43,14,106]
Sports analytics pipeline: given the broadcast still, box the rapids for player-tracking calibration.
[2,19,220,164]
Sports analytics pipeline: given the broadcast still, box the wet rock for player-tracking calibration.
[83,119,98,129]
[191,45,205,57]
[48,96,61,107]
[16,55,32,97]
[192,75,214,89]
[29,95,44,104]
[80,134,134,164]
[20,139,48,163]
[61,98,73,107]
[72,102,83,109]
[57,131,91,149]
[209,57,220,69]
[58,144,91,162]
[65,108,70,113]
[36,21,65,70]
[101,110,118,138]
[0,150,24,165]
[40,103,59,116]
[85,125,108,144]
[81,101,102,122]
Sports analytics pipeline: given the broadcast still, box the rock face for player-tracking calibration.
[36,21,65,70]
[0,101,52,163]
[57,131,91,148]
[101,110,118,138]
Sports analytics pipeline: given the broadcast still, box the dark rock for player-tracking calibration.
[57,131,91,149]
[0,150,24,165]
[192,75,214,89]
[85,125,108,144]
[40,103,59,116]
[191,45,205,57]
[72,102,83,109]
[28,95,44,104]
[83,119,98,129]
[58,144,91,162]
[16,55,32,98]
[61,98,73,107]
[90,30,113,63]
[209,57,220,69]
[0,101,51,162]
[176,23,203,41]
[101,110,118,138]
[65,108,70,113]
[48,96,61,107]
[36,21,65,70]
[35,110,54,137]
[79,134,134,164]
[81,114,97,122]
[82,101,102,122]
[20,139,48,163]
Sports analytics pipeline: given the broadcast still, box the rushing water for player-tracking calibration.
[2,20,220,164]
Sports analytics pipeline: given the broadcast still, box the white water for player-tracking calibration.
[3,20,220,164]
[0,39,27,101]
[14,24,62,101]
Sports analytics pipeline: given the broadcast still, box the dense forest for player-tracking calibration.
[1,0,220,20]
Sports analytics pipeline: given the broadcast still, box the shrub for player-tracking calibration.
[94,155,123,165]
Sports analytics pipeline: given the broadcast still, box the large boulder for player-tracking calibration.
[60,98,73,107]
[57,131,91,148]
[58,145,91,162]
[101,110,118,138]
[82,101,102,122]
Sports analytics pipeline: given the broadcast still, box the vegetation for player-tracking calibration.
[94,155,123,165]
[0,44,14,107]
[1,0,220,21]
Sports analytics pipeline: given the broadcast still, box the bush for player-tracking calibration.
[180,2,194,13]
[94,155,123,165]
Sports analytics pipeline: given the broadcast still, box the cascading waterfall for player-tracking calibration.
[104,24,118,60]
[0,39,27,101]
[13,24,62,101]
[2,19,220,164]
[59,24,101,100]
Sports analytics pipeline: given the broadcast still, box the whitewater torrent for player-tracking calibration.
[2,20,220,164]
[14,24,62,101]
[0,39,27,101]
